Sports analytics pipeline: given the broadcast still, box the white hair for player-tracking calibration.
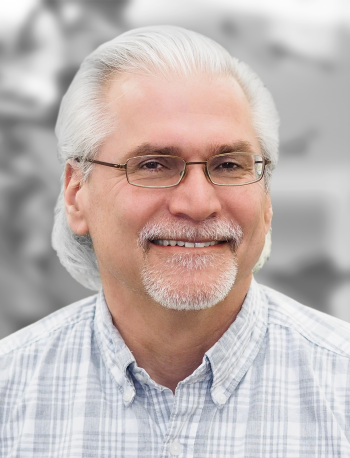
[52,25,279,290]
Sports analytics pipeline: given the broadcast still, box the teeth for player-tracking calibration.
[153,240,222,247]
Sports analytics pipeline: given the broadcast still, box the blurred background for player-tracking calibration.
[0,0,349,338]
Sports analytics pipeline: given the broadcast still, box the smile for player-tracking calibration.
[152,240,225,247]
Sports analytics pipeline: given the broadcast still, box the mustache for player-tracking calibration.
[138,218,243,251]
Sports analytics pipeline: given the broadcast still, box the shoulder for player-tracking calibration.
[260,284,350,359]
[0,294,98,358]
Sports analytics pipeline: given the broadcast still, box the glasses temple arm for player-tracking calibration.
[72,157,126,169]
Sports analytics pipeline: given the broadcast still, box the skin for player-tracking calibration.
[65,73,273,392]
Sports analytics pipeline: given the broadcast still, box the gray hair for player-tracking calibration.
[52,25,279,290]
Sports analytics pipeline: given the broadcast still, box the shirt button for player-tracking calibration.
[216,393,227,404]
[212,386,227,405]
[123,386,134,402]
[168,441,182,455]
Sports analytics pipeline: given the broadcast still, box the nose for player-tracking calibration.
[167,164,222,221]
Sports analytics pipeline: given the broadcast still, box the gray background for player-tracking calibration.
[0,0,349,338]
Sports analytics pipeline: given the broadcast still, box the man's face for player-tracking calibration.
[68,73,272,310]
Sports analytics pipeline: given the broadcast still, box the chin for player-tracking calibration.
[141,252,238,311]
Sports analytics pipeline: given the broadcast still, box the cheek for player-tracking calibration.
[224,188,269,262]
[87,184,163,259]
[226,189,266,231]
[116,189,163,234]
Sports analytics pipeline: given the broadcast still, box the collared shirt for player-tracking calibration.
[1,279,350,457]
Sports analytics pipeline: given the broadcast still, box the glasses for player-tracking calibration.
[75,152,271,188]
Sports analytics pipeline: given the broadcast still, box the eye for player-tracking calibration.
[141,160,163,170]
[212,159,243,172]
[136,157,174,173]
[138,158,173,171]
[217,161,241,169]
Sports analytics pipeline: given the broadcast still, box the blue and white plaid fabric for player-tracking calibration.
[1,278,350,457]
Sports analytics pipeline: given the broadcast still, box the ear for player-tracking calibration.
[264,192,273,234]
[64,161,89,235]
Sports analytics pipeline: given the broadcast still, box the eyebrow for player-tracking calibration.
[208,141,256,155]
[122,143,181,160]
[121,140,257,161]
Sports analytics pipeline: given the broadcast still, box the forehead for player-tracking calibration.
[101,72,261,160]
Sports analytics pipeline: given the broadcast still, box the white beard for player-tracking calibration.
[139,219,243,311]
[141,252,238,311]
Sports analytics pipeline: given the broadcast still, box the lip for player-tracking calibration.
[150,240,228,248]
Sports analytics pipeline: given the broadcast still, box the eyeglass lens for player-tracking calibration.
[126,153,264,187]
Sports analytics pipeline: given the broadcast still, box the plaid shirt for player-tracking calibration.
[1,279,350,457]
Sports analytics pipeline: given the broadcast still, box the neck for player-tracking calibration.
[102,275,251,393]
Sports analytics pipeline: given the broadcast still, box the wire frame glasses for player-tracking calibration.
[75,152,271,188]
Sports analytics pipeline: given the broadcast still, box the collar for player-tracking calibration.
[94,290,136,406]
[94,278,268,407]
[206,278,268,406]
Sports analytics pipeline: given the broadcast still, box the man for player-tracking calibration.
[1,26,350,457]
